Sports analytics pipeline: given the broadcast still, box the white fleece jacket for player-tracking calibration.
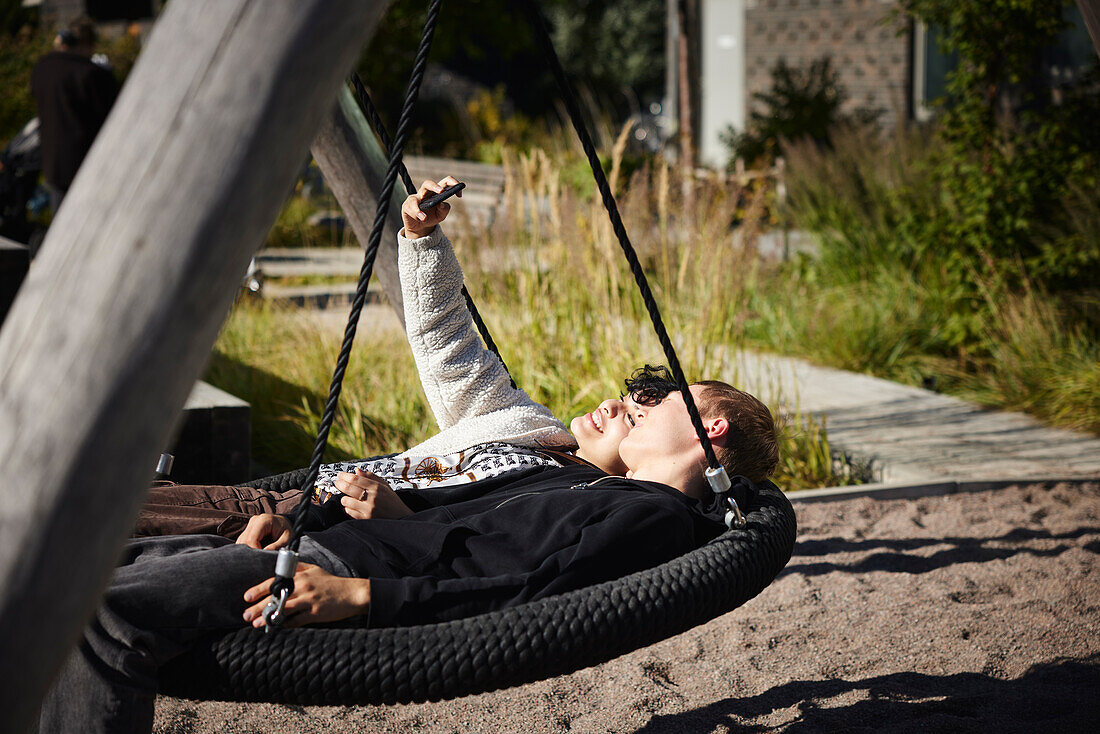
[396,227,577,459]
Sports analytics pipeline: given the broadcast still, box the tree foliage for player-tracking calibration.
[354,0,666,153]
[0,0,33,36]
[544,0,666,106]
[900,0,1068,130]
[784,0,1099,354]
[898,0,1099,291]
[0,30,50,143]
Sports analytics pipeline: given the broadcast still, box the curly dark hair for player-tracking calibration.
[621,364,678,406]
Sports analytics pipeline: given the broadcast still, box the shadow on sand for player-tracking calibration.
[636,655,1100,733]
[781,526,1100,577]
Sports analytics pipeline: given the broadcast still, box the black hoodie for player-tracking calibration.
[303,465,725,627]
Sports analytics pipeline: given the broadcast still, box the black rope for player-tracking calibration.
[518,0,721,474]
[349,74,417,193]
[348,74,515,389]
[283,0,445,551]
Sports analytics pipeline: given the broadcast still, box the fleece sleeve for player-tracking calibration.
[397,227,575,455]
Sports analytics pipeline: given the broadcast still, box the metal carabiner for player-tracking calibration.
[706,466,748,529]
[261,586,291,632]
[260,548,299,633]
[724,495,747,529]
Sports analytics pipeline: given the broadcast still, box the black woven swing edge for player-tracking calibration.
[157,469,796,706]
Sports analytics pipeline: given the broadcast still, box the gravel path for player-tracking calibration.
[155,482,1100,732]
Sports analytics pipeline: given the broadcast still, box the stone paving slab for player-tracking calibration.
[172,381,250,485]
[404,155,506,193]
[733,351,1100,483]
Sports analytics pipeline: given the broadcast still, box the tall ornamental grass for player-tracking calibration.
[778,125,1099,433]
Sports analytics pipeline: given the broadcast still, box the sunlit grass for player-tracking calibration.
[208,305,434,473]
[942,286,1100,433]
[210,299,847,490]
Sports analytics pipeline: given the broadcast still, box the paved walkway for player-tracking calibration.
[257,245,540,280]
[733,351,1100,484]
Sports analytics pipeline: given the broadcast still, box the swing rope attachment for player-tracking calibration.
[261,548,300,632]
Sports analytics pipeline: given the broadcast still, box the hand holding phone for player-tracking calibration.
[403,177,462,238]
[418,182,465,211]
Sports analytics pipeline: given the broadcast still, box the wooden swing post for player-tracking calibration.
[0,1,390,730]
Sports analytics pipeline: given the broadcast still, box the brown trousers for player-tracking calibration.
[133,482,310,539]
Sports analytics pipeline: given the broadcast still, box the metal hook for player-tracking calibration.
[260,548,299,633]
[706,466,748,529]
[724,496,747,529]
[261,586,291,633]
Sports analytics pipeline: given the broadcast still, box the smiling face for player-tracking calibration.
[570,366,683,476]
[571,369,777,497]
[571,385,714,492]
[570,398,639,475]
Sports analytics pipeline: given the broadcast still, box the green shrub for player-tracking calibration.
[722,57,875,168]
[896,0,1100,292]
[778,0,1098,366]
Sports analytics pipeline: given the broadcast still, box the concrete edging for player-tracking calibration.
[787,476,1098,504]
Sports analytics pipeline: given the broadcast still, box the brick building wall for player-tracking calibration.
[744,0,911,127]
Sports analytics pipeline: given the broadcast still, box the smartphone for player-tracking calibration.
[418,182,465,212]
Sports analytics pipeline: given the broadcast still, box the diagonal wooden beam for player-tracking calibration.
[311,85,407,326]
[0,1,391,729]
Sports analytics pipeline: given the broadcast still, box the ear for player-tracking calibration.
[704,418,729,446]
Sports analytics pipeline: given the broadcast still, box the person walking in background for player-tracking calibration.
[30,16,118,209]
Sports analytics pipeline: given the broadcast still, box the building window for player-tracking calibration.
[912,6,1095,122]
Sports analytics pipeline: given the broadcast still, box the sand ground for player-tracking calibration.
[155,482,1100,733]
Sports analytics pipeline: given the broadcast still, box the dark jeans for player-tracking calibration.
[134,483,310,539]
[38,534,350,734]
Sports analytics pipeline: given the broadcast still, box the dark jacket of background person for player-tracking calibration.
[30,50,118,193]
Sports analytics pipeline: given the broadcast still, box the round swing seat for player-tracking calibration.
[158,469,797,705]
